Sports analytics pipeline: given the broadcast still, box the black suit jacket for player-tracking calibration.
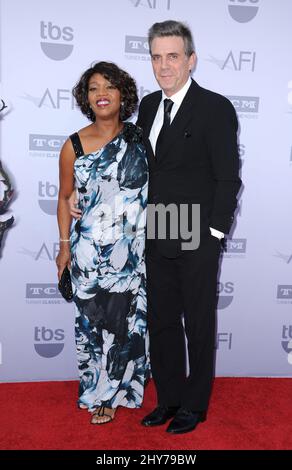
[137,79,242,258]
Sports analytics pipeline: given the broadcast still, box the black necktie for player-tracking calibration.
[155,98,174,158]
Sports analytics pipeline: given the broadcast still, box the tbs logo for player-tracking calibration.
[38,181,58,215]
[228,0,259,23]
[281,326,292,365]
[34,327,65,358]
[40,21,74,60]
[217,282,234,309]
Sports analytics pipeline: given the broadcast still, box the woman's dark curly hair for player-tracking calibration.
[72,61,138,122]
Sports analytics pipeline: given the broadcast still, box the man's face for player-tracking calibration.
[150,36,195,97]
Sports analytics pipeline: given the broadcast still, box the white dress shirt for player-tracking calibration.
[149,77,192,153]
[149,77,224,240]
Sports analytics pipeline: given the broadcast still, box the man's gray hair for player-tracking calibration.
[148,20,195,57]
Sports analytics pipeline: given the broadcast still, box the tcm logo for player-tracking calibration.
[216,333,233,350]
[281,326,292,365]
[226,238,247,254]
[277,285,292,300]
[38,181,58,215]
[34,327,65,358]
[130,0,171,9]
[226,95,259,113]
[29,134,66,152]
[228,0,259,23]
[217,282,234,309]
[125,36,149,54]
[26,284,61,299]
[40,21,74,60]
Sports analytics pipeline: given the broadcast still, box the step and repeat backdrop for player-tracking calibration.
[0,0,291,382]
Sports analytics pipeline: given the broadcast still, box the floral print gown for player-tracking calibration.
[69,123,149,411]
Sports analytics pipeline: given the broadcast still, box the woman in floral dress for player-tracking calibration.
[56,62,148,424]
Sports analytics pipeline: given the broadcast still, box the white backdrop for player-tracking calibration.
[0,0,292,382]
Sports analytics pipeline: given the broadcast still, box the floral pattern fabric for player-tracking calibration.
[70,123,149,410]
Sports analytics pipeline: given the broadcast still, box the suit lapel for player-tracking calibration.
[158,80,201,161]
[143,92,161,163]
[144,92,162,140]
[142,80,201,164]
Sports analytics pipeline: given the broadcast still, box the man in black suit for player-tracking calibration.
[137,20,241,434]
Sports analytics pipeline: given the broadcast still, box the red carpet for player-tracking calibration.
[0,378,291,450]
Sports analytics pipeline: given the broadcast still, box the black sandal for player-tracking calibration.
[90,406,115,425]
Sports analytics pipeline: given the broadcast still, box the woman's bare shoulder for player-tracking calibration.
[78,124,94,137]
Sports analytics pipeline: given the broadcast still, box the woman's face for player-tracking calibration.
[87,73,121,121]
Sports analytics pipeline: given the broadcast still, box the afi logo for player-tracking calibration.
[228,0,259,23]
[274,251,292,264]
[236,200,243,217]
[38,89,77,109]
[132,0,171,9]
[216,333,232,350]
[222,51,256,71]
[35,242,60,261]
[40,21,74,60]
[19,242,60,261]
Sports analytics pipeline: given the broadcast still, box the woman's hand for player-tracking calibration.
[68,190,82,220]
[56,245,71,281]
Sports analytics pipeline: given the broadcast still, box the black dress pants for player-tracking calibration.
[146,233,221,411]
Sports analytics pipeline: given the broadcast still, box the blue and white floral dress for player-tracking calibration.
[69,123,149,411]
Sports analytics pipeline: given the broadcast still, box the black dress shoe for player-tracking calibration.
[141,405,179,427]
[166,408,207,434]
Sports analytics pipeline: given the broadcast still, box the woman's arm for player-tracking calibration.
[68,189,82,220]
[56,139,75,280]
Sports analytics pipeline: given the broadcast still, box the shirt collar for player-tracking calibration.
[161,77,192,107]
